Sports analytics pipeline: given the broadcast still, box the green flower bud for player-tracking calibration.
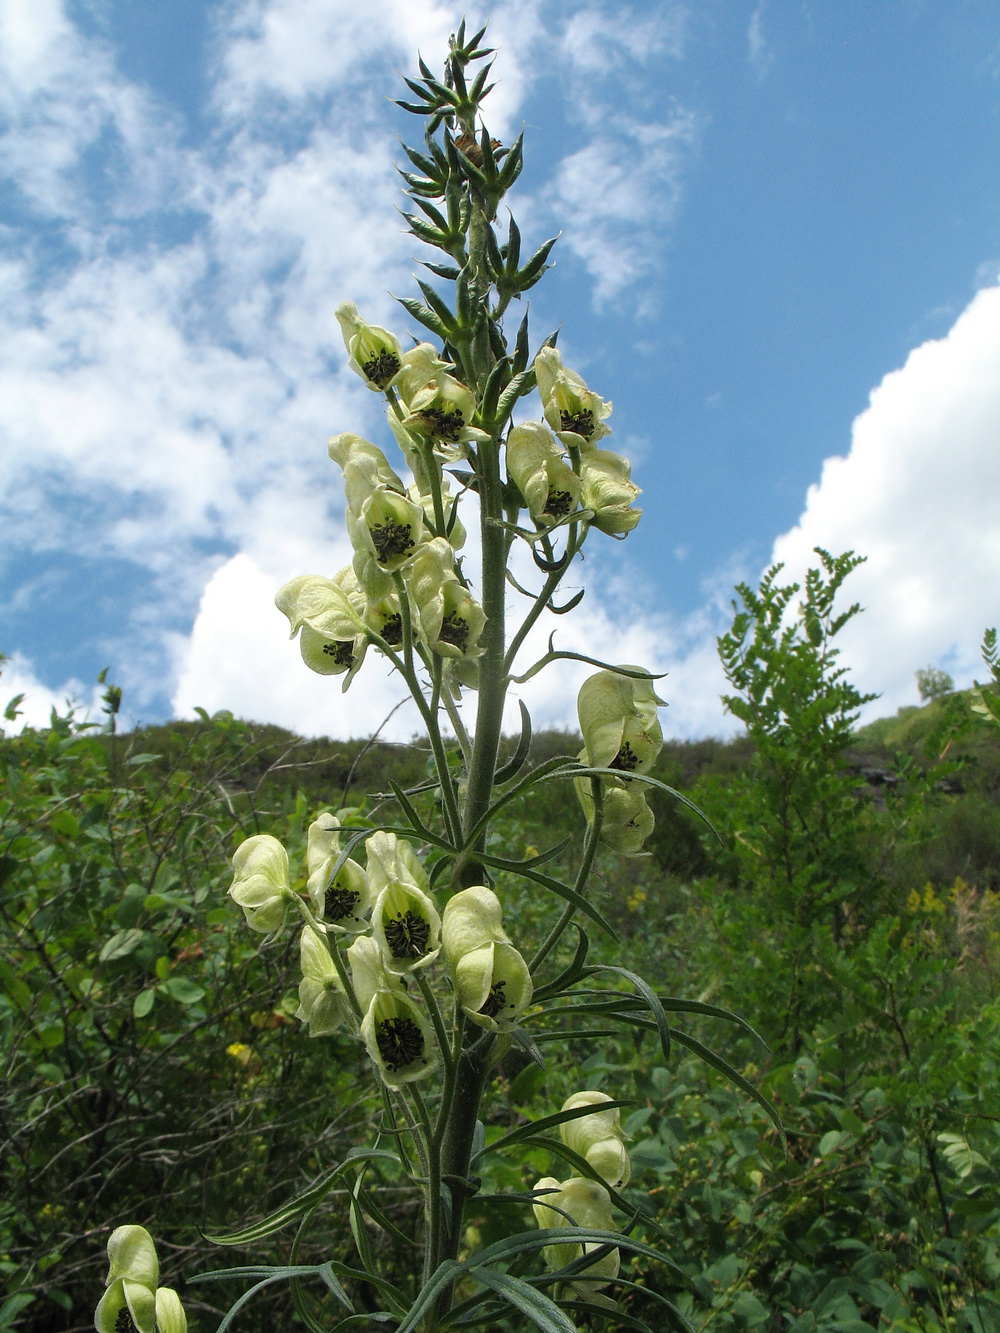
[531,1176,620,1293]
[560,1091,631,1187]
[306,813,371,932]
[534,347,612,450]
[579,449,641,535]
[154,1290,188,1333]
[295,927,351,1037]
[229,835,292,933]
[154,1289,187,1333]
[335,302,404,391]
[360,987,438,1088]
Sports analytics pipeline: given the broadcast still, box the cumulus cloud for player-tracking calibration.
[0,651,102,732]
[771,282,1000,718]
[2,0,692,726]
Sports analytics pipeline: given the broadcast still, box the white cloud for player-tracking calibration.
[1,0,703,733]
[771,283,1000,718]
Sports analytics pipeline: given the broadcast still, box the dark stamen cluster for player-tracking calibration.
[322,640,355,667]
[370,520,416,565]
[479,981,508,1019]
[325,882,361,921]
[560,408,595,439]
[376,1016,425,1070]
[116,1308,139,1333]
[362,351,401,387]
[380,612,403,646]
[384,910,431,959]
[438,611,469,653]
[544,489,574,520]
[609,742,639,774]
[418,407,465,443]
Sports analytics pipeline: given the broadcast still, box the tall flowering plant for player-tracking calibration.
[103,25,777,1332]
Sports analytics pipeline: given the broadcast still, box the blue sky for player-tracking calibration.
[2,0,999,739]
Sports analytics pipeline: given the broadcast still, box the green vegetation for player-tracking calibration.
[2,608,999,1333]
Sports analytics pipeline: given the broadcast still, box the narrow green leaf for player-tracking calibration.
[472,1268,578,1333]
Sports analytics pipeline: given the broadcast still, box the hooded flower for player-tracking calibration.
[560,1091,631,1188]
[335,302,405,391]
[328,435,411,599]
[275,569,368,683]
[505,421,581,525]
[359,987,438,1088]
[372,880,442,974]
[94,1225,159,1333]
[531,1176,620,1294]
[406,539,485,661]
[295,927,352,1037]
[306,813,371,932]
[360,487,426,575]
[575,782,656,856]
[229,835,292,933]
[348,936,438,1086]
[576,669,663,854]
[534,347,612,450]
[579,449,641,535]
[442,887,533,1030]
[577,669,664,777]
[400,372,489,459]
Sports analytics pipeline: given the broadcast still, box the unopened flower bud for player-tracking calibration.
[154,1289,187,1333]
[560,1091,631,1187]
[532,1176,620,1294]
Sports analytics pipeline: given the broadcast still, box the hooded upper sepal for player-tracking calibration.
[505,420,581,525]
